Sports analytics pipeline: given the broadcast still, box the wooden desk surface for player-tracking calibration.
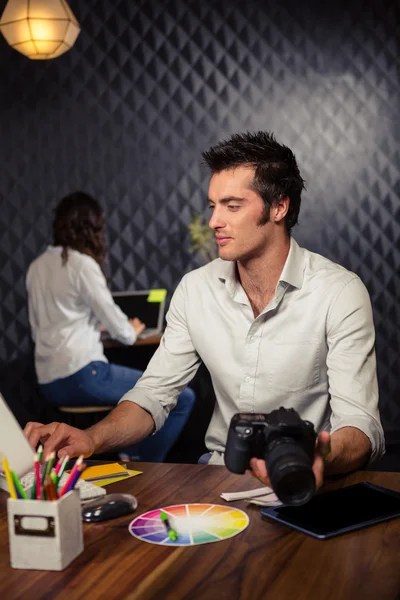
[1,465,400,600]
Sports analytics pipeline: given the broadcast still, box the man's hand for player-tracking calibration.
[24,402,155,461]
[24,421,95,459]
[249,431,331,490]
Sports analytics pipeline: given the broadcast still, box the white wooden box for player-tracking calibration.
[7,491,84,570]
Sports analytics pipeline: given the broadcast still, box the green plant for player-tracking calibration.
[188,212,218,263]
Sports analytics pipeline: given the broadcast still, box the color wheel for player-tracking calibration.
[128,503,249,546]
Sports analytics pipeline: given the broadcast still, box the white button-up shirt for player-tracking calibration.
[121,238,385,464]
[26,246,136,383]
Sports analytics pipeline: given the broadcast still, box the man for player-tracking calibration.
[25,131,384,488]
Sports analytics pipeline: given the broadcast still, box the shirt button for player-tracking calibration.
[245,376,251,382]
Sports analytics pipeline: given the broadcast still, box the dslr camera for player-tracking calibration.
[224,407,317,506]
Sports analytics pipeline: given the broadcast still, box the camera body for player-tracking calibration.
[224,407,317,505]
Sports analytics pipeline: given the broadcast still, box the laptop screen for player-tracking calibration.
[0,393,34,486]
[112,290,166,330]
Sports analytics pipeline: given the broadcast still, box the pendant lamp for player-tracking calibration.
[0,0,80,60]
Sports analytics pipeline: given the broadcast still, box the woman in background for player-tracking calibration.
[26,191,195,462]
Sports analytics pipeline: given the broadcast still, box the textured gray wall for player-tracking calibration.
[0,0,399,436]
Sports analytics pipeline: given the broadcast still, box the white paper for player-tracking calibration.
[221,486,283,507]
[248,494,282,507]
[220,486,274,501]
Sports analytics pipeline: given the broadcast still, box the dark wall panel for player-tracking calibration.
[0,0,399,435]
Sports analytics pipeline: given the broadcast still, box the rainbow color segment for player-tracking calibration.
[129,503,249,546]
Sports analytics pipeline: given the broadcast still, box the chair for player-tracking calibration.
[58,405,114,427]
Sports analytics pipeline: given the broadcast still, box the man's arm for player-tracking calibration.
[324,426,371,475]
[24,401,155,459]
[86,401,155,454]
[117,274,201,432]
[326,276,385,463]
[250,426,371,491]
[25,275,201,458]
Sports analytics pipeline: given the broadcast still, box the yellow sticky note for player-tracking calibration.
[80,463,129,481]
[147,289,167,303]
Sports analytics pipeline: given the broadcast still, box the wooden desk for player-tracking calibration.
[102,334,162,349]
[2,466,400,600]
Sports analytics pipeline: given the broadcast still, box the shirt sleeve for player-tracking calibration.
[77,258,136,346]
[326,276,385,463]
[119,275,201,431]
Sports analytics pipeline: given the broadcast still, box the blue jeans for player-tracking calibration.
[40,361,196,462]
[198,452,212,464]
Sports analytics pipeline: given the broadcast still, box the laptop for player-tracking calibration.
[0,393,105,500]
[0,393,34,491]
[112,289,167,339]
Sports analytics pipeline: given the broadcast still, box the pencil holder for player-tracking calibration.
[7,490,84,571]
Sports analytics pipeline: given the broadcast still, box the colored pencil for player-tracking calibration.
[57,455,69,482]
[41,451,55,486]
[44,475,58,501]
[47,451,56,475]
[11,471,28,499]
[34,453,41,500]
[49,473,59,499]
[30,477,36,499]
[51,481,58,500]
[54,457,63,476]
[65,462,86,494]
[37,444,43,464]
[2,457,17,499]
[58,455,83,497]
[43,477,50,501]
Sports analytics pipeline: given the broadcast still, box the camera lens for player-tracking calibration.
[265,439,315,506]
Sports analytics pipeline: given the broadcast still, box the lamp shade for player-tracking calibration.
[0,0,80,59]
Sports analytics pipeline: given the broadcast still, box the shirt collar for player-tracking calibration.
[216,260,237,296]
[278,237,305,289]
[216,236,305,293]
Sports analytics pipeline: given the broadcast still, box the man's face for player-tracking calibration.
[208,166,273,262]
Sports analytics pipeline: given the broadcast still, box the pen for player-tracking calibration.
[160,510,178,541]
[84,472,131,482]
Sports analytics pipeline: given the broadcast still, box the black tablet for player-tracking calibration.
[260,482,400,539]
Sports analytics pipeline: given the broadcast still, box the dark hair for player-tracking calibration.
[53,191,106,267]
[202,131,306,232]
